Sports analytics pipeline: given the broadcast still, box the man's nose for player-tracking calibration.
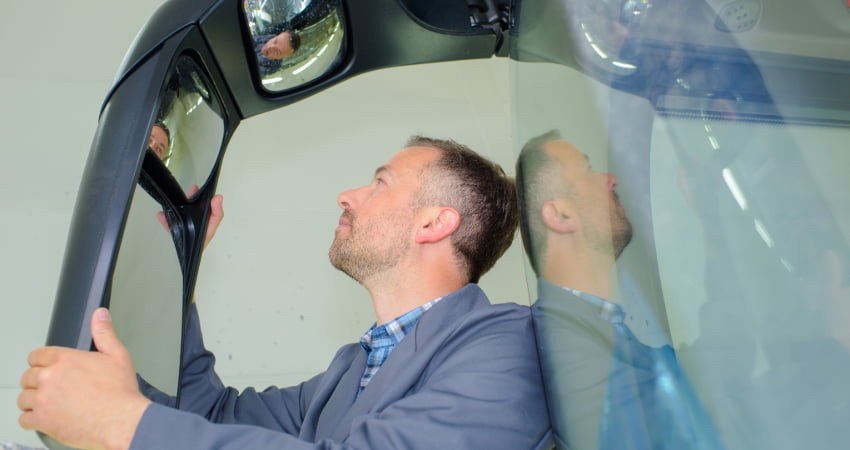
[337,185,365,210]
[607,173,619,191]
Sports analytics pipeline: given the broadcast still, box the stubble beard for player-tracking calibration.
[328,210,412,284]
[611,198,633,259]
[612,213,633,259]
[586,196,633,260]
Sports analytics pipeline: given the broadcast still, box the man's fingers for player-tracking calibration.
[18,410,36,430]
[90,308,129,361]
[210,194,224,217]
[19,366,44,389]
[156,211,170,232]
[27,347,59,368]
[16,387,35,412]
[204,194,224,249]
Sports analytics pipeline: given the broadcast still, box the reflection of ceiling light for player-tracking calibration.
[316,43,329,57]
[780,257,794,272]
[754,218,774,248]
[186,95,204,114]
[722,168,748,211]
[262,77,283,85]
[292,57,319,75]
[612,61,636,69]
[590,43,608,59]
[708,135,720,150]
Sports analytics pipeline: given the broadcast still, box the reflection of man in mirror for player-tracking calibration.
[249,0,337,76]
[148,121,170,160]
[255,30,302,75]
[259,30,301,60]
[516,130,723,450]
[19,136,552,449]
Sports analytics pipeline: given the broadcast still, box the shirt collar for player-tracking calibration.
[360,297,443,352]
[558,285,626,324]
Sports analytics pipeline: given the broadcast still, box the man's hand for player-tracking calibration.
[156,190,224,250]
[18,308,152,450]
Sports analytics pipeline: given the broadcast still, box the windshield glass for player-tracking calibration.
[512,0,850,448]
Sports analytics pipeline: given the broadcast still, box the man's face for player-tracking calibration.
[329,147,440,282]
[261,32,296,60]
[148,125,169,159]
[545,140,632,257]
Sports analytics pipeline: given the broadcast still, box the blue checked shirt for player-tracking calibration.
[358,297,442,396]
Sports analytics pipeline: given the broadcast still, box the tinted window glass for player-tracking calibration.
[652,111,850,449]
[110,185,183,395]
[512,0,850,448]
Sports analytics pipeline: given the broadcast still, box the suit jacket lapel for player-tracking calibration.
[305,346,365,440]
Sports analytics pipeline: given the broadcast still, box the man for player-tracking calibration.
[148,121,170,160]
[19,136,552,449]
[516,130,722,450]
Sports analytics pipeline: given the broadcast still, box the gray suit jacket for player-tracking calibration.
[532,279,615,450]
[133,284,553,449]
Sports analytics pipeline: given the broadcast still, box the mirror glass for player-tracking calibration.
[242,0,346,92]
[109,184,184,395]
[148,55,226,197]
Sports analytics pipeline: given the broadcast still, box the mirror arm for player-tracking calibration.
[467,0,511,55]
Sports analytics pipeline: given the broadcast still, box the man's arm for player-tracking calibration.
[170,302,317,434]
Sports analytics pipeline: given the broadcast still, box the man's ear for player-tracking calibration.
[541,199,578,234]
[415,207,460,244]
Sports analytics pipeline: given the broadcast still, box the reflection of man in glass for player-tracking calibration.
[516,130,723,450]
[19,137,552,449]
[148,121,170,160]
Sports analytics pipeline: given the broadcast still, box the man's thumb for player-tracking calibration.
[91,308,126,358]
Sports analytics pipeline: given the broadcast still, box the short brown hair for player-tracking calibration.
[408,136,518,283]
[515,130,572,275]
